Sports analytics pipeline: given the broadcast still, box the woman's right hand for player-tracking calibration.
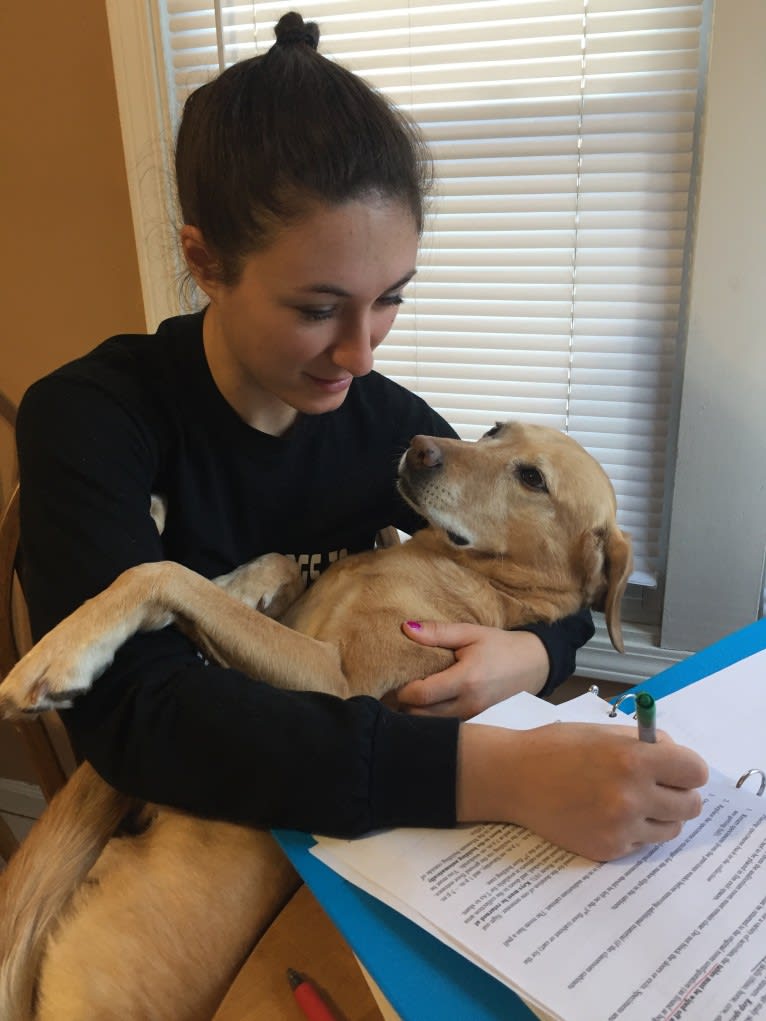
[455,722,709,862]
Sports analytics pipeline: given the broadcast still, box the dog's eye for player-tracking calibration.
[518,466,548,492]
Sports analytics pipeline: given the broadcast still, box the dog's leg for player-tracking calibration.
[0,560,346,717]
[182,553,309,668]
[35,815,300,1021]
[213,552,306,618]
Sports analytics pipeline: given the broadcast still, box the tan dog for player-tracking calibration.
[0,422,632,1021]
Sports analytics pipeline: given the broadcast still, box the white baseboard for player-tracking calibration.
[0,778,45,820]
[576,616,690,688]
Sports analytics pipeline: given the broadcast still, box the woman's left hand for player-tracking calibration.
[396,621,550,720]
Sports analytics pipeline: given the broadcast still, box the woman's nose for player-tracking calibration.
[331,317,375,376]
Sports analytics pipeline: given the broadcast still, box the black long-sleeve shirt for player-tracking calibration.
[16,310,594,836]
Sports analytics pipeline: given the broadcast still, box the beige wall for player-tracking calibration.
[1,1,146,782]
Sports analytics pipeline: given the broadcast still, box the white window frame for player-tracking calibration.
[105,0,766,685]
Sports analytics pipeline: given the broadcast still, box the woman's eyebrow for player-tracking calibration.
[298,270,417,297]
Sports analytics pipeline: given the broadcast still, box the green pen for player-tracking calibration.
[636,692,656,743]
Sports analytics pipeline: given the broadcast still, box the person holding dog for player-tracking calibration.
[15,12,706,867]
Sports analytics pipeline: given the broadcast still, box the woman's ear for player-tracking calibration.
[180,226,223,298]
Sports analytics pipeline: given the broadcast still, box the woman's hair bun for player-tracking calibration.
[274,11,320,50]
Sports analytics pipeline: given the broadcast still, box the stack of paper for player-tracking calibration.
[312,656,766,1020]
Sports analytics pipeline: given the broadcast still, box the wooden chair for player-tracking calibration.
[0,392,16,436]
[0,397,75,861]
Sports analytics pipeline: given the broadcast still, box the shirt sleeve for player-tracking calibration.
[16,374,459,836]
[515,608,596,697]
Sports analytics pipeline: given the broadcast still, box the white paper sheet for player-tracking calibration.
[314,783,766,1020]
[651,648,766,790]
[313,684,766,1020]
[470,689,626,730]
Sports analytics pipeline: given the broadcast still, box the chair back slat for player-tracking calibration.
[0,455,71,806]
[0,484,22,678]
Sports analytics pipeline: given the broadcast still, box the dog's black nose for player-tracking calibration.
[406,436,443,470]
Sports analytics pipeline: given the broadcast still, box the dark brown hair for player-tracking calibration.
[175,11,432,283]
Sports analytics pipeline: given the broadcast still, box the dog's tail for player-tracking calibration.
[0,761,132,1021]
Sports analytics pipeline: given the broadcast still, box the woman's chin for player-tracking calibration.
[297,377,354,414]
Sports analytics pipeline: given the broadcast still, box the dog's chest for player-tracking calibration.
[280,544,510,695]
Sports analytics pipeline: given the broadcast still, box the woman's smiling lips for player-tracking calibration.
[305,373,354,393]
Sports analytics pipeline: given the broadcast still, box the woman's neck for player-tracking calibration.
[202,308,298,436]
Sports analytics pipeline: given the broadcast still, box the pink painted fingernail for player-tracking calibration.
[405,620,422,630]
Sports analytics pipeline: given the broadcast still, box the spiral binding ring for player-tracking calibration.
[595,691,763,796]
[608,692,640,719]
[735,768,766,797]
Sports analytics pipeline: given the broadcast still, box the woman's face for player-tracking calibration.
[194,196,420,434]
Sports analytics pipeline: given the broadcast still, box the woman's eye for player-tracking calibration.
[518,466,547,492]
[298,306,336,322]
[297,295,403,321]
[377,294,405,309]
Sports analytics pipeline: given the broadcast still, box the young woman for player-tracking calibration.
[16,12,706,863]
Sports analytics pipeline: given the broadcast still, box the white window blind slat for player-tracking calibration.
[156,0,707,580]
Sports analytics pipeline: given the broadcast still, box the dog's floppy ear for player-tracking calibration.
[577,526,633,653]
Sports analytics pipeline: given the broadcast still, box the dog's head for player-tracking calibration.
[397,421,633,651]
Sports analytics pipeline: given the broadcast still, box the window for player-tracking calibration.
[106,1,765,683]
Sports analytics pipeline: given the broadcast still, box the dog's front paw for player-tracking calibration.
[215,554,306,619]
[0,635,109,718]
[257,558,307,619]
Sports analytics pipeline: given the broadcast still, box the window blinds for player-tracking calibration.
[158,0,706,580]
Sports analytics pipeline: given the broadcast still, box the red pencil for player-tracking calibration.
[286,968,341,1021]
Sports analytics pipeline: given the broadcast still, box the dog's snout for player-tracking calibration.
[406,436,443,471]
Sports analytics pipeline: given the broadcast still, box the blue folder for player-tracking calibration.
[275,617,766,1020]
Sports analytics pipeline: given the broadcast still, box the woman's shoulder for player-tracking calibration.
[351,371,458,439]
[24,312,204,409]
[19,312,207,445]
[353,369,428,418]
[51,311,202,386]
